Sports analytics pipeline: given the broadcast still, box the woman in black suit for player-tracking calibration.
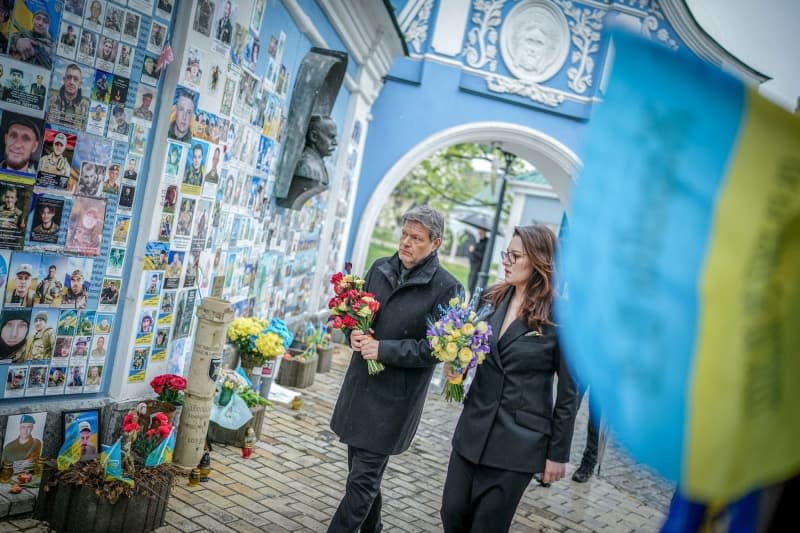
[441,225,579,532]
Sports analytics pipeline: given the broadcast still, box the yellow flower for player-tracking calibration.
[431,337,440,348]
[449,297,459,307]
[462,323,475,335]
[458,347,473,365]
[440,347,457,362]
[476,321,488,334]
[446,342,458,355]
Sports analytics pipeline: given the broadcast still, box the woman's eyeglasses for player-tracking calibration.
[500,250,525,265]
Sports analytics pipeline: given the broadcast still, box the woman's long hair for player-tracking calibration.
[484,225,557,330]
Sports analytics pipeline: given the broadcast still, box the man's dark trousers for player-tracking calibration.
[328,446,389,532]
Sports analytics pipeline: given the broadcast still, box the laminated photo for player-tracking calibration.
[181,139,207,195]
[164,142,183,177]
[151,327,169,361]
[84,364,103,391]
[136,309,155,345]
[0,57,50,117]
[129,123,148,155]
[147,20,167,55]
[64,195,105,255]
[94,35,117,72]
[115,42,134,78]
[118,184,134,210]
[110,75,129,106]
[90,335,108,359]
[156,0,175,21]
[85,102,108,136]
[0,110,44,177]
[56,310,77,336]
[29,194,65,244]
[0,178,33,250]
[46,366,66,395]
[102,4,123,40]
[193,0,214,37]
[107,104,131,142]
[111,214,131,245]
[77,161,106,196]
[0,411,45,469]
[36,128,75,190]
[164,251,184,289]
[102,162,120,195]
[0,310,32,363]
[123,156,139,181]
[76,29,98,65]
[140,54,160,86]
[182,47,203,89]
[143,241,168,271]
[106,246,125,277]
[167,86,198,144]
[98,277,121,307]
[71,335,90,358]
[83,0,105,34]
[128,346,149,383]
[121,10,140,45]
[24,308,59,360]
[132,84,155,124]
[66,363,85,391]
[63,0,85,24]
[157,213,173,243]
[94,315,113,336]
[25,365,47,396]
[7,0,59,70]
[91,69,112,104]
[46,59,92,131]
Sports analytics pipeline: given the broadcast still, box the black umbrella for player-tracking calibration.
[457,213,503,235]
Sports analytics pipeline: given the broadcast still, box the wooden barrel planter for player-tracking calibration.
[317,346,333,373]
[34,464,173,533]
[276,350,316,388]
[206,404,266,446]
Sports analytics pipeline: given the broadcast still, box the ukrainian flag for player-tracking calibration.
[557,30,799,504]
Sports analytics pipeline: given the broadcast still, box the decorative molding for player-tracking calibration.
[404,0,434,53]
[500,0,570,83]
[487,75,565,107]
[555,0,605,94]
[464,0,506,71]
[625,0,678,50]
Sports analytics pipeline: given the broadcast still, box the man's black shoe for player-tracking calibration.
[572,463,595,483]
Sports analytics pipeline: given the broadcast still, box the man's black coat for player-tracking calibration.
[330,252,462,456]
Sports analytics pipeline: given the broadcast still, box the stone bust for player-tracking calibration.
[294,115,338,185]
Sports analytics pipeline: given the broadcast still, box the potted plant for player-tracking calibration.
[227,317,288,390]
[313,323,333,373]
[147,374,187,424]
[36,404,177,532]
[207,369,270,447]
[276,339,317,389]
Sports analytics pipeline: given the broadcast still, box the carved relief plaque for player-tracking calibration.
[500,0,570,83]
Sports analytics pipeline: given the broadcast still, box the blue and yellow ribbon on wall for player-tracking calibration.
[557,30,800,505]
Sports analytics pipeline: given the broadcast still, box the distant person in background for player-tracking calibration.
[467,228,488,297]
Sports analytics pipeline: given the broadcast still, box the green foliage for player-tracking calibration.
[239,387,269,408]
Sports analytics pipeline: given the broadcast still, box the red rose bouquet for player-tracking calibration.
[328,263,384,375]
[150,373,187,406]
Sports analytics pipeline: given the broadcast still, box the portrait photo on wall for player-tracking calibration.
[1,411,46,473]
[29,194,65,244]
[181,139,207,194]
[47,365,66,395]
[167,86,198,144]
[32,256,68,307]
[115,42,134,78]
[118,184,135,210]
[128,346,149,382]
[111,213,131,245]
[46,59,93,132]
[56,309,77,336]
[98,277,121,306]
[0,110,45,177]
[84,364,103,391]
[106,246,125,277]
[102,163,120,194]
[6,0,59,70]
[157,213,173,243]
[84,102,108,136]
[156,0,174,20]
[95,35,118,72]
[26,365,48,395]
[0,57,50,117]
[121,10,141,46]
[132,84,155,125]
[83,0,105,33]
[140,54,160,86]
[103,4,123,39]
[0,178,34,250]
[108,103,132,142]
[147,20,167,55]
[164,142,183,177]
[63,0,85,24]
[61,408,100,462]
[79,159,109,194]
[36,129,75,190]
[90,335,107,359]
[182,47,204,89]
[0,309,32,363]
[24,309,59,361]
[64,195,105,255]
[76,29,98,66]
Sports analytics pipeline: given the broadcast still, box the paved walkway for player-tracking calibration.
[2,345,673,532]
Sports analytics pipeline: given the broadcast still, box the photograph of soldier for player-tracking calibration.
[90,336,106,357]
[0,182,32,249]
[157,0,174,19]
[167,87,197,144]
[175,197,195,237]
[111,214,130,244]
[36,130,73,189]
[122,11,140,45]
[147,20,166,54]
[30,196,64,244]
[130,123,147,155]
[91,70,111,103]
[85,102,107,136]
[48,366,66,390]
[47,60,90,131]
[62,269,89,309]
[34,262,64,305]
[157,214,172,242]
[76,29,96,65]
[77,161,105,197]
[94,314,112,334]
[165,143,182,176]
[182,141,206,191]
[99,278,120,305]
[108,105,130,141]
[83,0,103,32]
[78,310,94,335]
[24,311,55,360]
[133,85,154,123]
[119,184,134,209]
[56,309,77,336]
[115,43,132,76]
[123,157,138,181]
[63,0,84,24]
[213,0,232,43]
[0,412,44,472]
[141,54,159,85]
[193,0,214,37]
[52,337,70,359]
[85,366,102,388]
[64,196,105,255]
[71,336,89,357]
[107,247,124,275]
[26,365,47,392]
[66,364,83,387]
[7,6,55,69]
[102,163,120,194]
[56,22,78,59]
[0,112,43,176]
[103,4,122,36]
[95,36,117,72]
[0,309,31,362]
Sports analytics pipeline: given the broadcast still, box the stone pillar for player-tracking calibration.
[174,297,233,468]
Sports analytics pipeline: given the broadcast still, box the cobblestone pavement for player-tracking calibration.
[2,345,674,532]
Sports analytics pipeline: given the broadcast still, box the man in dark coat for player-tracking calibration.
[329,205,462,533]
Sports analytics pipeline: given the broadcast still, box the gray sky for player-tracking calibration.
[686,0,799,111]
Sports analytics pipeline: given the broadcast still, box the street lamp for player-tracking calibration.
[476,149,516,292]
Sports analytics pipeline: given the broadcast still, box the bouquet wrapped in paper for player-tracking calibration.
[427,292,493,402]
[328,263,384,375]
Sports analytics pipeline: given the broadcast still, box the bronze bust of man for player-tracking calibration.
[294,115,337,185]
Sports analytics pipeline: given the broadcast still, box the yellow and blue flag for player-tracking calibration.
[101,438,134,486]
[557,30,800,505]
[144,427,175,468]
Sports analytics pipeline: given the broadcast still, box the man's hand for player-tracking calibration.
[350,329,366,351]
[360,337,379,360]
[542,459,566,484]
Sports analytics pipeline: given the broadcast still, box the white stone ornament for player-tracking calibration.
[500,0,570,83]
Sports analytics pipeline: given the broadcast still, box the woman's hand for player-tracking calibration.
[543,459,567,484]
